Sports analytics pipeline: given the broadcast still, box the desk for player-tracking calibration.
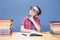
[0,32,60,40]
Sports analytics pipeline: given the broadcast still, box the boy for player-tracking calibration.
[21,6,41,33]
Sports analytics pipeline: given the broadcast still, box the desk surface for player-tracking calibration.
[0,32,60,40]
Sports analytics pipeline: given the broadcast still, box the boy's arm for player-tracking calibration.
[29,17,41,32]
[20,25,35,33]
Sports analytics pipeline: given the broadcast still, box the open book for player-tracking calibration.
[17,31,42,37]
[22,31,42,36]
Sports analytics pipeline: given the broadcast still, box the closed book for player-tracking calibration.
[0,19,13,22]
[50,21,60,25]
[0,27,12,35]
[50,27,60,32]
[0,19,13,27]
[0,22,12,26]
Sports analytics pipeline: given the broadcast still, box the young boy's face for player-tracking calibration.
[29,6,39,17]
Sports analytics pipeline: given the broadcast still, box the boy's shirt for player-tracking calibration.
[21,17,40,31]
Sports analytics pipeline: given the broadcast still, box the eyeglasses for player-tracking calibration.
[30,7,39,14]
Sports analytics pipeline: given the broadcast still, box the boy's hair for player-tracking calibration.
[35,6,41,16]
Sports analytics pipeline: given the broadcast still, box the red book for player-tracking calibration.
[50,21,60,25]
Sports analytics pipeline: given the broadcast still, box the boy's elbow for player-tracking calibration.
[37,28,40,32]
[20,25,25,32]
[20,29,22,32]
[37,25,41,32]
[20,28,24,32]
[37,29,40,32]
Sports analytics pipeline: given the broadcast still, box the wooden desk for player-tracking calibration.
[0,32,60,40]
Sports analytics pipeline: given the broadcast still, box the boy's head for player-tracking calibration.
[29,6,41,17]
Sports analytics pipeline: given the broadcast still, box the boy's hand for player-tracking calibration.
[29,16,35,22]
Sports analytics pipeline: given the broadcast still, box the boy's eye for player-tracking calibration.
[30,7,39,14]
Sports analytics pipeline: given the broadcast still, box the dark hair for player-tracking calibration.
[35,6,41,15]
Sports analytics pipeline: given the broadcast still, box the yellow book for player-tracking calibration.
[0,19,13,27]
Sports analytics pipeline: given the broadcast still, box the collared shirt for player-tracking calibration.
[21,17,40,31]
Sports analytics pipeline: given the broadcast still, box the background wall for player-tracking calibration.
[0,0,60,32]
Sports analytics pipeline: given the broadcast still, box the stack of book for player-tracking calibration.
[50,21,60,34]
[0,19,13,37]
